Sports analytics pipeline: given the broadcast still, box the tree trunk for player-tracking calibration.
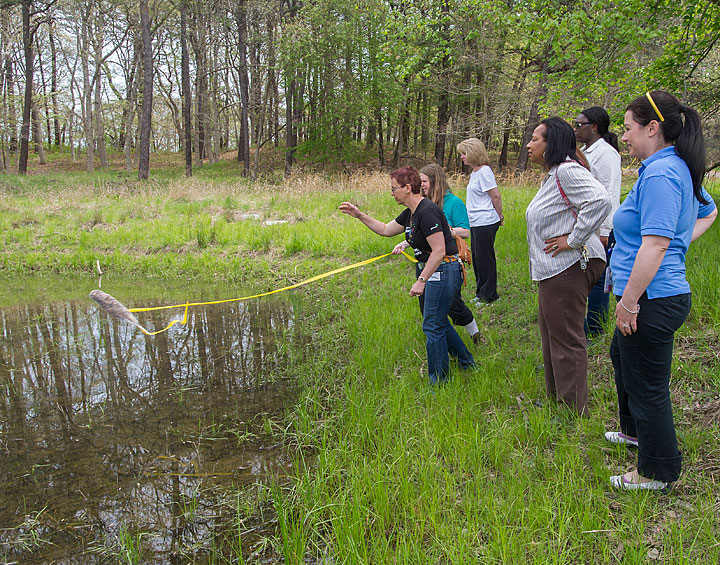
[267,21,279,149]
[18,0,34,174]
[124,40,140,171]
[34,35,52,153]
[375,107,384,166]
[1,14,10,168]
[190,7,208,165]
[80,13,94,173]
[515,72,547,174]
[32,101,46,164]
[433,0,450,165]
[63,37,80,162]
[421,89,429,151]
[180,0,192,177]
[48,18,61,147]
[283,0,300,177]
[138,0,153,180]
[434,86,449,165]
[235,0,250,175]
[498,67,526,171]
[68,104,76,162]
[6,54,18,155]
[413,90,421,153]
[94,24,108,168]
[393,86,410,167]
[284,76,295,177]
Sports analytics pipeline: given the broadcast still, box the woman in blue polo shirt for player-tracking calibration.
[606,91,717,491]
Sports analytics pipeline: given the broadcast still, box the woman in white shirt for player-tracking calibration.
[573,106,622,339]
[456,138,503,305]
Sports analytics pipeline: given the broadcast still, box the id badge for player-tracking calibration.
[604,267,613,293]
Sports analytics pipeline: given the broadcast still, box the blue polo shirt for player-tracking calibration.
[443,192,470,229]
[610,146,716,298]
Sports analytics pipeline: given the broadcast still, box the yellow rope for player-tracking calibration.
[130,249,417,335]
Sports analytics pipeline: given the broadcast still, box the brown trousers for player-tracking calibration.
[537,259,604,415]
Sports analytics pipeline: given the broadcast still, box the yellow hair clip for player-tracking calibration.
[646,91,665,122]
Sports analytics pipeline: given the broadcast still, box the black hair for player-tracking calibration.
[580,106,619,152]
[540,117,587,170]
[626,91,707,204]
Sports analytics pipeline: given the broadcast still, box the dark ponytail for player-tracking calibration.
[626,91,707,204]
[580,106,619,152]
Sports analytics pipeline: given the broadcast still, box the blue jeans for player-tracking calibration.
[585,269,609,337]
[416,264,474,326]
[585,232,613,338]
[421,261,475,384]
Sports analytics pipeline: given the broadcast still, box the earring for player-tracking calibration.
[542,151,547,159]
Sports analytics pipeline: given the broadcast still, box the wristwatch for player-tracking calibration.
[418,276,426,282]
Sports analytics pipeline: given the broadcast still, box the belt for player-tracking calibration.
[417,255,460,269]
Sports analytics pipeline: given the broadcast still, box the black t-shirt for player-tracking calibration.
[395,198,458,263]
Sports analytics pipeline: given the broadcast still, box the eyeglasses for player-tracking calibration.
[574,121,592,129]
[391,184,404,193]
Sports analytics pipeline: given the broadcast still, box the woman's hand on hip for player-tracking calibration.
[543,234,570,256]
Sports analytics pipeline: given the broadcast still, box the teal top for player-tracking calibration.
[442,192,470,229]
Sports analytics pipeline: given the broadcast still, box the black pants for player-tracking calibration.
[417,264,474,327]
[470,222,500,302]
[610,292,691,483]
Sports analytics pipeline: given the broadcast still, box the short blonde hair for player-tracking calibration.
[456,138,489,168]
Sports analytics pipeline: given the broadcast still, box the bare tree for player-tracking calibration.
[92,2,108,167]
[18,0,34,173]
[79,4,94,172]
[137,0,153,180]
[48,14,60,146]
[31,95,45,163]
[234,0,250,175]
[180,0,191,176]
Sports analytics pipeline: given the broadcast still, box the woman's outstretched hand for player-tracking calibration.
[339,202,361,218]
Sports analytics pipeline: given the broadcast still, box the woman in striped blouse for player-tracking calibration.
[525,117,610,415]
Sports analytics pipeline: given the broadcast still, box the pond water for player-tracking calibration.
[0,279,304,562]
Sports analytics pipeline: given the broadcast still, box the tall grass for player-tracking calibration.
[1,169,718,562]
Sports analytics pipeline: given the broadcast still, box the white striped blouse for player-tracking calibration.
[525,160,610,281]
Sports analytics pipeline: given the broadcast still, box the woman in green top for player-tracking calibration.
[394,164,483,345]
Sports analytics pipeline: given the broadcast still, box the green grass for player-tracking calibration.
[1,169,719,562]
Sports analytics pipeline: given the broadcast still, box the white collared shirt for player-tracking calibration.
[582,138,622,236]
[525,160,610,281]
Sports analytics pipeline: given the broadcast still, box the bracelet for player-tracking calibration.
[619,299,640,315]
[418,276,426,282]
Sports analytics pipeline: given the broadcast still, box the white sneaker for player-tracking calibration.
[609,472,669,491]
[604,431,639,448]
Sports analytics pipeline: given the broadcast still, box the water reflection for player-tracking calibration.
[0,291,299,562]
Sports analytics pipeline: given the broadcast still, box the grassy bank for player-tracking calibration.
[1,169,719,562]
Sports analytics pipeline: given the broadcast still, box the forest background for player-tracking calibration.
[1,0,719,180]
